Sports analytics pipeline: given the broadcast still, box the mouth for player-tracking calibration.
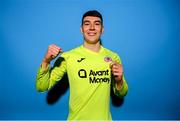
[87,32,96,36]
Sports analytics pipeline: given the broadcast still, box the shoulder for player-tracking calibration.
[103,46,119,57]
[61,46,81,58]
[103,46,122,63]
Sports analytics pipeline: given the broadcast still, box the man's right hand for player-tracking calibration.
[41,44,62,70]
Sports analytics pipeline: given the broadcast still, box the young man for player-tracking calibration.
[36,10,128,120]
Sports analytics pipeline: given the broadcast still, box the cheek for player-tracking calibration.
[82,26,89,31]
[96,27,103,33]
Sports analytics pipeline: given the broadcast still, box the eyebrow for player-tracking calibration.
[83,20,102,24]
[94,20,101,23]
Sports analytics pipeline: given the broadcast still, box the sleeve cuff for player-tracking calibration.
[38,64,50,75]
[113,76,128,97]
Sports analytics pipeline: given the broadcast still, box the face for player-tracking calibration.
[81,16,104,44]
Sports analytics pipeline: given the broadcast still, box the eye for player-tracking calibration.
[84,23,90,25]
[95,22,101,25]
[95,23,100,25]
[83,21,90,26]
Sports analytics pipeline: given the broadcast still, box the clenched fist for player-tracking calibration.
[43,44,62,63]
[41,44,62,70]
[110,61,124,89]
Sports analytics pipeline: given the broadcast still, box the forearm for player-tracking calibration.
[36,56,67,92]
[36,64,51,92]
[41,57,51,71]
[115,75,123,90]
[113,76,128,97]
[36,44,63,92]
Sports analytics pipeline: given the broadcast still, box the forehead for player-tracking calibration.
[83,16,101,22]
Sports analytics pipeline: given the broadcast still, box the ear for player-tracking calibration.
[80,26,83,33]
[101,26,104,33]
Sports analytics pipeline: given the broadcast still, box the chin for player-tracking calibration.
[86,39,99,44]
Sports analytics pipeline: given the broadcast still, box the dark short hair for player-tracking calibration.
[81,10,103,25]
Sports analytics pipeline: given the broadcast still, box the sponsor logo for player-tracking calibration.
[77,58,85,62]
[78,69,87,78]
[78,69,110,84]
[104,56,112,62]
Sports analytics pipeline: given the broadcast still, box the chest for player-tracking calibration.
[66,53,113,73]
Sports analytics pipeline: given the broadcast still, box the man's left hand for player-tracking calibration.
[110,61,123,84]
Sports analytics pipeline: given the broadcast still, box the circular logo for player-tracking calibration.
[104,56,112,62]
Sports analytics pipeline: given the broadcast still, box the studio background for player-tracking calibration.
[0,0,179,120]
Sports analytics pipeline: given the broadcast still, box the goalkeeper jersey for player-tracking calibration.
[36,45,128,120]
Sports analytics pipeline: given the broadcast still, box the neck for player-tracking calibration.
[83,41,101,52]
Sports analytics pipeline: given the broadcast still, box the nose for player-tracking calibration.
[89,24,95,30]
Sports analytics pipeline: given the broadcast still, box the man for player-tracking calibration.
[36,10,128,120]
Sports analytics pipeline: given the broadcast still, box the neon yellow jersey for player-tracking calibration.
[36,45,128,120]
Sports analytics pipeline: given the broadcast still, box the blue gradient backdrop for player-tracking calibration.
[0,0,179,120]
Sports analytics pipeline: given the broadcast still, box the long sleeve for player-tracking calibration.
[112,75,128,98]
[36,57,67,92]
